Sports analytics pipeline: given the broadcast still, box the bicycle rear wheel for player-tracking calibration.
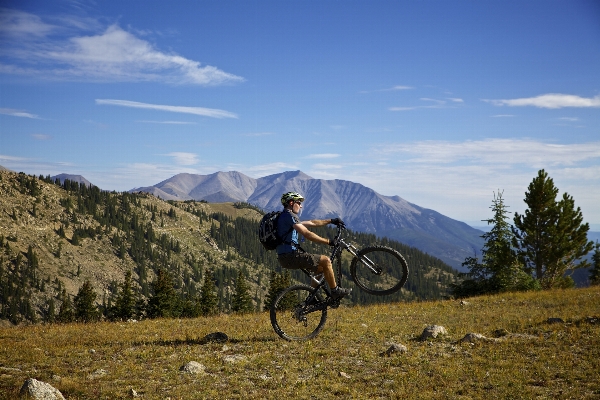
[270,284,328,341]
[350,246,408,295]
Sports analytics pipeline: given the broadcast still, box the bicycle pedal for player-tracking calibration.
[328,298,341,309]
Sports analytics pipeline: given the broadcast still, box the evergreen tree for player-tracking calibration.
[264,270,294,310]
[199,268,218,316]
[57,291,74,323]
[231,271,253,313]
[513,170,593,289]
[46,298,56,323]
[590,242,600,286]
[74,280,99,322]
[147,269,179,318]
[113,270,136,320]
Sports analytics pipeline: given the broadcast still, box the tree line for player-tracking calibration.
[451,169,600,297]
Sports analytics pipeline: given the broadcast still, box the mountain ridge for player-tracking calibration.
[131,170,485,270]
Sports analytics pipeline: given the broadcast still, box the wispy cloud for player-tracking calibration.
[96,99,238,119]
[0,10,244,85]
[371,139,600,167]
[491,114,515,118]
[31,134,52,140]
[389,97,461,112]
[558,117,578,122]
[166,152,198,165]
[0,9,55,37]
[305,153,340,159]
[360,85,412,93]
[137,120,196,125]
[0,108,39,119]
[485,94,600,109]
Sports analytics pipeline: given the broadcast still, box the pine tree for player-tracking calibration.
[46,298,56,323]
[147,269,179,318]
[57,291,74,323]
[231,271,253,313]
[113,270,136,321]
[199,268,218,316]
[74,280,99,322]
[590,242,600,286]
[513,170,593,289]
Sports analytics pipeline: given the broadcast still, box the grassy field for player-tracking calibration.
[2,286,599,399]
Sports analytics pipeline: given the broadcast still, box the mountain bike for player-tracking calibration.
[270,224,409,341]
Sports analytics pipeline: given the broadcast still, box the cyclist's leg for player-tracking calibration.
[315,255,336,289]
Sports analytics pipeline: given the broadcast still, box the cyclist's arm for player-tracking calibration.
[293,222,330,245]
[301,218,333,228]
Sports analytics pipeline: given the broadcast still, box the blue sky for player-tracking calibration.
[1,0,599,229]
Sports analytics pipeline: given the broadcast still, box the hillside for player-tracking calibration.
[0,170,458,324]
[1,287,598,398]
[132,170,486,270]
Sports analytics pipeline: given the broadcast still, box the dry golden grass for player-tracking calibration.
[2,286,599,399]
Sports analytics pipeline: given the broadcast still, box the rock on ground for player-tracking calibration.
[180,361,205,374]
[420,325,447,341]
[20,378,65,400]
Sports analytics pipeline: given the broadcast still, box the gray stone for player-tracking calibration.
[19,378,65,400]
[180,361,205,374]
[420,325,447,341]
[381,343,407,357]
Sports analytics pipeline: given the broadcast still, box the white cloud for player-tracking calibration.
[166,152,198,166]
[32,134,52,140]
[0,108,39,119]
[311,163,343,169]
[491,114,515,118]
[485,94,600,109]
[0,12,244,85]
[448,98,464,103]
[0,9,55,37]
[360,85,412,93]
[305,153,340,159]
[137,120,196,125]
[558,117,578,121]
[96,99,238,119]
[371,139,600,167]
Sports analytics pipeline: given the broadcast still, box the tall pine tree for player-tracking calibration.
[147,269,179,318]
[199,268,218,316]
[74,280,99,322]
[113,270,136,321]
[513,170,593,289]
[231,270,253,313]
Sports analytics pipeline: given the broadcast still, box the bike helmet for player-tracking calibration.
[281,191,304,205]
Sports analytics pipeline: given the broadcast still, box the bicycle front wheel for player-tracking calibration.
[350,246,408,295]
[270,284,328,341]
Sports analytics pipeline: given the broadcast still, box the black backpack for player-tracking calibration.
[258,211,292,251]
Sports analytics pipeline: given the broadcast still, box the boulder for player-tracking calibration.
[420,325,447,341]
[180,361,205,374]
[380,343,407,357]
[20,378,65,400]
[199,332,228,344]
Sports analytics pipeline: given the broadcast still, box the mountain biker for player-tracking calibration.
[276,191,352,299]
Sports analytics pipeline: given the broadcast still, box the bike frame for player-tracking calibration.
[299,225,382,304]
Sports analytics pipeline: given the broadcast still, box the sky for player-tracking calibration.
[1,0,599,229]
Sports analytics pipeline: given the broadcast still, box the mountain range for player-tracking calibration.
[131,170,485,271]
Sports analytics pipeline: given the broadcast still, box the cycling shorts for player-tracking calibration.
[278,251,320,273]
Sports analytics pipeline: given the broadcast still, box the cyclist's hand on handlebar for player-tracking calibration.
[328,238,338,246]
[330,218,345,228]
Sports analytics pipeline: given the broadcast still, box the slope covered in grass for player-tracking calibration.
[1,286,599,399]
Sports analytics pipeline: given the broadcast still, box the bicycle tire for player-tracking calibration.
[350,245,408,295]
[270,284,328,341]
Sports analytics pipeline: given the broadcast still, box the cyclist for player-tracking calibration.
[276,191,352,299]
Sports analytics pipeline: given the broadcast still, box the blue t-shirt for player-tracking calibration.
[276,209,300,255]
